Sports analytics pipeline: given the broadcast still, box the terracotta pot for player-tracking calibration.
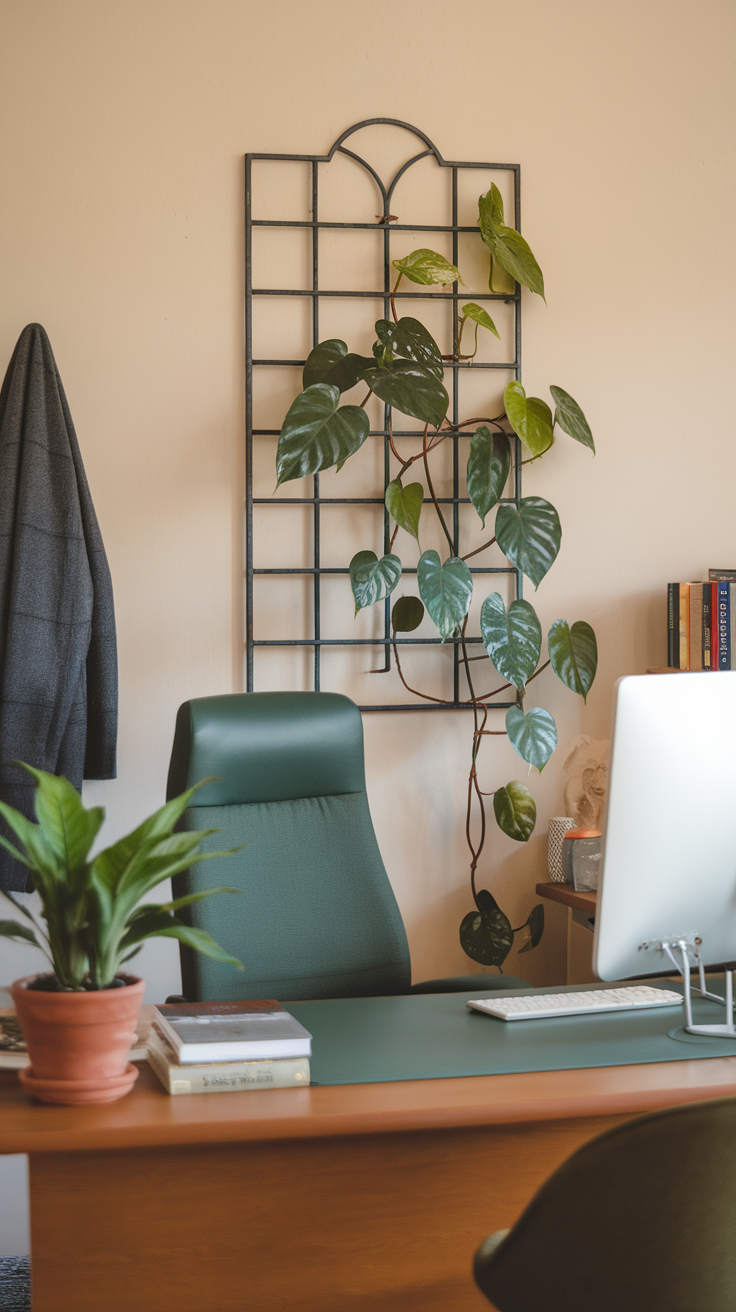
[11,973,145,1105]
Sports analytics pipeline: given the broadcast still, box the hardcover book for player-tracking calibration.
[702,582,713,670]
[717,581,731,670]
[667,583,678,667]
[147,1026,310,1095]
[152,999,312,1064]
[679,583,690,669]
[689,582,704,671]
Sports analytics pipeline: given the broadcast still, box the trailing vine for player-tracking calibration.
[275,184,597,971]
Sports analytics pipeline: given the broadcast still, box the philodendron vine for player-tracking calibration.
[275,183,597,971]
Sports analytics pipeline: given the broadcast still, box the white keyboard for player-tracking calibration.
[467,985,683,1022]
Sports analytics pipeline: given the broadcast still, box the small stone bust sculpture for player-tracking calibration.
[563,735,610,830]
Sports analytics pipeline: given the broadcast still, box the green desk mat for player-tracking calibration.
[288,981,736,1086]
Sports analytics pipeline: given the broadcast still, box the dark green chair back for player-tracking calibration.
[474,1095,736,1312]
[167,691,413,1001]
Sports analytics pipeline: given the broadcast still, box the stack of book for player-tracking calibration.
[667,571,736,670]
[148,999,312,1095]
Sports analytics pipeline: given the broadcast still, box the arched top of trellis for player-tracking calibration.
[248,119,518,214]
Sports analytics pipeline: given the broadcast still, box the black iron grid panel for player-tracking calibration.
[245,119,523,711]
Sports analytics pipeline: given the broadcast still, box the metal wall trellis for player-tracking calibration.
[245,118,524,711]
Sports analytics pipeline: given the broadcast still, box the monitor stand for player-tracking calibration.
[639,934,736,1039]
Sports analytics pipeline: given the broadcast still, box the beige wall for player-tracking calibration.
[0,0,735,1011]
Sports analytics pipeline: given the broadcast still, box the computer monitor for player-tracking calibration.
[593,672,736,986]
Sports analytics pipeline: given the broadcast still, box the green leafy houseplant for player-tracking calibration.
[275,183,598,972]
[0,764,242,990]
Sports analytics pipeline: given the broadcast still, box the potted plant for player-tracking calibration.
[0,763,241,1104]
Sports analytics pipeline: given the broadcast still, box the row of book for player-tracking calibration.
[667,571,736,671]
[148,998,312,1096]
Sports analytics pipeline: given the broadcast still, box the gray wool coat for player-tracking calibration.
[0,324,118,891]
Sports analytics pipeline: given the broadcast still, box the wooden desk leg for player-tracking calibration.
[566,905,573,984]
[29,1115,627,1312]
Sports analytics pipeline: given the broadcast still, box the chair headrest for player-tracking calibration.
[166,691,367,806]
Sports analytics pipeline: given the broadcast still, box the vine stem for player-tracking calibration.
[462,536,496,563]
[475,659,551,704]
[451,413,507,431]
[460,614,488,912]
[390,271,401,324]
[387,413,404,467]
[392,642,453,705]
[422,424,455,553]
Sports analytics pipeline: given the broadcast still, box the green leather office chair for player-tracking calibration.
[474,1095,736,1312]
[166,691,528,1001]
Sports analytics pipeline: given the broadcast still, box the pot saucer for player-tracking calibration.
[18,1062,139,1105]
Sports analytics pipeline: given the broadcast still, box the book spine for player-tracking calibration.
[667,583,678,667]
[718,582,731,670]
[730,584,736,671]
[712,582,720,669]
[679,583,691,670]
[689,582,703,671]
[147,1044,310,1095]
[702,583,712,670]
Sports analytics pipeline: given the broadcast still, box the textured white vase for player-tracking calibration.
[547,817,576,883]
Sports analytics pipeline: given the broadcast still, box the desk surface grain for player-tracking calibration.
[2,1052,736,1156]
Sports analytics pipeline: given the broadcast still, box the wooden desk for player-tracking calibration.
[3,1048,736,1311]
[537,881,598,984]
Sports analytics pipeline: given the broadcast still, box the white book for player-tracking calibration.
[152,999,312,1064]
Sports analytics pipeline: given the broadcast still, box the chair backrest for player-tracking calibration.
[166,691,411,1001]
[474,1095,736,1312]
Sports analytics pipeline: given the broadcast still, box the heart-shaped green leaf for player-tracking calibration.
[478,183,506,234]
[529,903,544,947]
[392,595,424,632]
[504,382,554,458]
[550,386,595,453]
[495,497,561,589]
[276,384,370,486]
[417,550,473,641]
[493,781,537,842]
[461,302,500,340]
[375,318,443,379]
[478,189,545,300]
[548,619,598,702]
[480,593,542,691]
[466,427,511,528]
[392,249,464,287]
[385,480,423,540]
[302,340,374,394]
[363,362,449,429]
[460,889,514,967]
[505,705,558,771]
[325,353,374,394]
[488,227,545,298]
[518,903,545,953]
[349,551,402,615]
[303,339,347,389]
